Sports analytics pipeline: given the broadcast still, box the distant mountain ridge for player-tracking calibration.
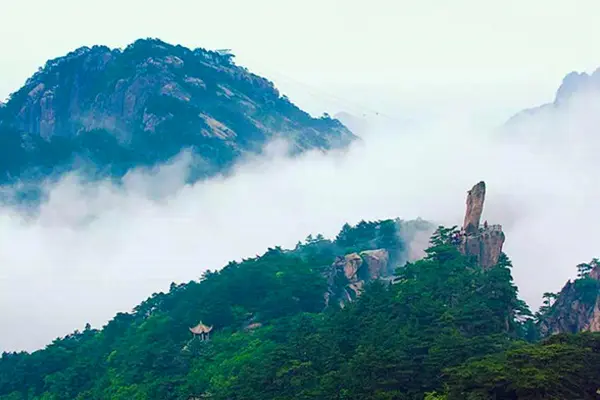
[0,38,355,185]
[506,67,600,126]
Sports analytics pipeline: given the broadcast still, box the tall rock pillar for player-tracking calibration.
[458,181,505,269]
[463,181,486,235]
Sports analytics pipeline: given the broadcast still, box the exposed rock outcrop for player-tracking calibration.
[539,261,600,336]
[463,181,485,235]
[0,38,356,184]
[4,40,354,147]
[361,249,390,280]
[324,248,391,306]
[457,181,505,269]
[339,253,363,281]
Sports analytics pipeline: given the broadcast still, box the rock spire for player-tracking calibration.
[458,181,505,269]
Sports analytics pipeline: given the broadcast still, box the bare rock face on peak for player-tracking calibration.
[0,38,356,185]
[457,181,505,269]
[463,181,486,235]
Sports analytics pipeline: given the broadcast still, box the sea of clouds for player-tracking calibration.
[2,90,600,351]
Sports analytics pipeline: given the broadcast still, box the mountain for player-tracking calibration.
[455,181,505,270]
[0,39,356,184]
[0,207,527,399]
[537,259,600,336]
[506,67,600,127]
[5,182,600,399]
[504,70,600,338]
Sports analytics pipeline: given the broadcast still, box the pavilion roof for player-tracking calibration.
[189,322,213,335]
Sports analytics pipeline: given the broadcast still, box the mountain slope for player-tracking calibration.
[4,181,600,399]
[0,218,528,400]
[537,259,600,336]
[0,39,356,184]
[506,67,600,127]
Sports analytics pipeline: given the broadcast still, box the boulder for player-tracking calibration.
[326,249,391,304]
[360,249,390,280]
[334,253,363,281]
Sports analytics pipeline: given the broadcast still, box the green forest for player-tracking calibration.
[1,221,599,400]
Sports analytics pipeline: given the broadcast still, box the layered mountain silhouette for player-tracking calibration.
[506,67,600,126]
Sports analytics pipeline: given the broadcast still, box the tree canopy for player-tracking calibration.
[0,223,597,399]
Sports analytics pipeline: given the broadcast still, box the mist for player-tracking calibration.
[2,89,600,352]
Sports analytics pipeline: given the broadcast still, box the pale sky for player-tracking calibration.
[2,0,600,120]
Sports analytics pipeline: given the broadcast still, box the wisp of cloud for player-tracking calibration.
[1,91,600,352]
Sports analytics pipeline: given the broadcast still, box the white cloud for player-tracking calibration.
[2,89,600,351]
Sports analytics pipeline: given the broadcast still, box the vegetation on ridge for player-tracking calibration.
[3,220,597,399]
[0,38,355,187]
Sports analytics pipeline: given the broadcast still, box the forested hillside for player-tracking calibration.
[2,219,598,400]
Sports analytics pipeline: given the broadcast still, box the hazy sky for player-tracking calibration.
[2,1,600,351]
[3,0,600,118]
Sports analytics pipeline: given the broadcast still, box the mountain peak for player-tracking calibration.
[454,181,505,269]
[0,39,355,183]
[555,71,591,104]
[507,67,600,126]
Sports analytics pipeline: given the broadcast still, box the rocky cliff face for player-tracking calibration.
[456,181,505,269]
[462,181,485,235]
[0,38,356,184]
[325,248,391,306]
[539,261,600,336]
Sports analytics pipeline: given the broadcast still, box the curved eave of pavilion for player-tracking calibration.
[190,323,213,335]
